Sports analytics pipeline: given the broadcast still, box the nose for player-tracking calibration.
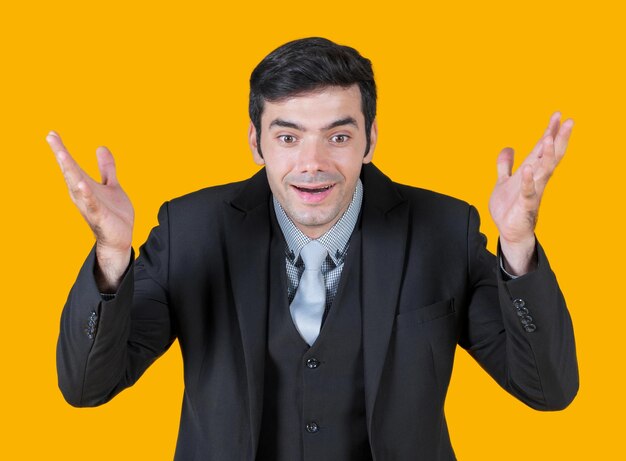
[297,138,328,173]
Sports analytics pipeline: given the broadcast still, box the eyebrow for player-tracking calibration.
[269,119,304,131]
[323,117,358,131]
[268,117,358,132]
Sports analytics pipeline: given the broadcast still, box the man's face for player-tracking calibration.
[249,85,377,239]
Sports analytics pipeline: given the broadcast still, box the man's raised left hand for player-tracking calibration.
[489,112,574,276]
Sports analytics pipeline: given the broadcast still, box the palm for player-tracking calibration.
[81,172,134,249]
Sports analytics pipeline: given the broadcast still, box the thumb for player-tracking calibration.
[96,146,118,185]
[496,147,514,182]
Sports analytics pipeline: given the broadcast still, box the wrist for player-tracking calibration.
[95,244,132,292]
[499,236,537,277]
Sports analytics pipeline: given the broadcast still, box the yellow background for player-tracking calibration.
[1,0,623,458]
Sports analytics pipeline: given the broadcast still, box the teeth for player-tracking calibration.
[296,185,332,192]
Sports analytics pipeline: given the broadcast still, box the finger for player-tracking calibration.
[534,137,557,188]
[522,134,547,167]
[542,135,556,167]
[46,130,73,172]
[521,164,537,199]
[554,118,574,161]
[46,130,70,158]
[496,147,515,181]
[543,111,562,139]
[56,149,88,197]
[522,112,561,167]
[46,131,90,196]
[96,146,118,185]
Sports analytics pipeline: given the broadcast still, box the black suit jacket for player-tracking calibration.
[57,163,578,460]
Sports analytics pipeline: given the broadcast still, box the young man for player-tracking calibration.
[50,37,578,460]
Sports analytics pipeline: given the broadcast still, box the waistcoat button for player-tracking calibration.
[306,358,320,369]
[305,422,319,433]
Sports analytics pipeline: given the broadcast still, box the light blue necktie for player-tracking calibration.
[290,240,328,346]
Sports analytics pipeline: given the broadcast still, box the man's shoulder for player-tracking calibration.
[362,163,471,216]
[393,183,475,231]
[166,169,268,213]
[154,174,268,237]
[169,179,248,208]
[394,181,470,210]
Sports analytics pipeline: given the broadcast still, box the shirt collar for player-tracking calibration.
[273,179,363,266]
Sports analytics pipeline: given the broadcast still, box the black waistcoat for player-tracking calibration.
[256,217,371,461]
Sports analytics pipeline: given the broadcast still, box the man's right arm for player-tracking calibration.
[49,132,174,406]
[57,203,175,407]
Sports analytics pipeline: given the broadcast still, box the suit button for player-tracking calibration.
[305,422,319,433]
[524,324,537,333]
[306,358,320,369]
[520,315,533,326]
[513,298,526,309]
[516,307,529,317]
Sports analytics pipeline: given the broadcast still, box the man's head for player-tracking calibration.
[249,37,377,158]
[248,38,378,239]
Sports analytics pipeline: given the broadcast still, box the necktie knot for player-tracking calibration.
[300,240,327,272]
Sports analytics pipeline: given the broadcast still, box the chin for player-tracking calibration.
[291,208,338,229]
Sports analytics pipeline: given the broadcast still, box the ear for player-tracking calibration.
[248,121,265,165]
[363,119,377,164]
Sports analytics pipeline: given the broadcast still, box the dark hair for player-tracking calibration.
[249,37,377,157]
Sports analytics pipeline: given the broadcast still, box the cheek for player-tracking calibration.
[264,163,291,192]
[267,155,297,180]
[337,159,364,183]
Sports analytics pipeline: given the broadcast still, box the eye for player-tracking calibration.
[278,135,297,144]
[330,134,350,144]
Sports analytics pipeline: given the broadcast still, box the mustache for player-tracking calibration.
[285,172,342,184]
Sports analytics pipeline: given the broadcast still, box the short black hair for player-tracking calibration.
[249,37,377,157]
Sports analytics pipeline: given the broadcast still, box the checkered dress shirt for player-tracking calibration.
[273,179,363,313]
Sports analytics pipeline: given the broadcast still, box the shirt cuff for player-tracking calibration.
[499,255,520,280]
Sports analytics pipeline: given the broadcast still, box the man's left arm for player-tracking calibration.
[462,205,578,410]
[464,112,579,409]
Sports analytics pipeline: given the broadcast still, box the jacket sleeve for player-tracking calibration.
[56,202,175,407]
[459,205,579,410]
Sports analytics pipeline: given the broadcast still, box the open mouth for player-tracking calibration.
[293,184,335,194]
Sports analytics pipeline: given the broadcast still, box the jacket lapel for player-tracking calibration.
[223,168,272,457]
[360,164,410,435]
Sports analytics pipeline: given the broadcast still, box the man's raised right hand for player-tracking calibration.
[47,131,134,292]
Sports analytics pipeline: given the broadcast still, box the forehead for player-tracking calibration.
[262,85,364,129]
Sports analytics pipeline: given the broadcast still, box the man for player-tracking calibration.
[50,37,578,460]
